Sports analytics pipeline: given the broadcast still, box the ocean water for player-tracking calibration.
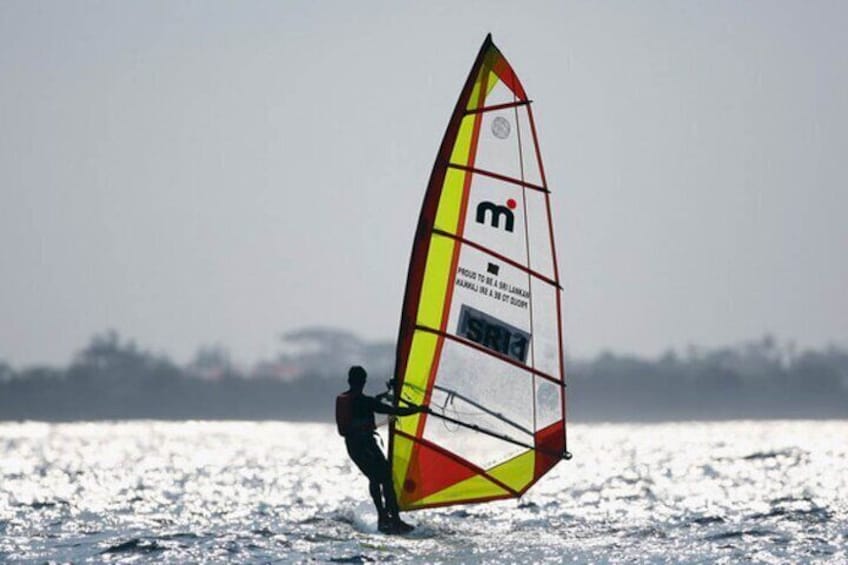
[0,420,845,563]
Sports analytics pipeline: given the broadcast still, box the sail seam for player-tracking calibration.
[514,92,538,446]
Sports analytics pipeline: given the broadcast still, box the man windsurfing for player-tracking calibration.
[336,365,425,534]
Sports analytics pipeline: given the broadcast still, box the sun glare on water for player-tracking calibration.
[0,420,845,562]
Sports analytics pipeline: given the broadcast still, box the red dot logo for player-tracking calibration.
[506,198,517,210]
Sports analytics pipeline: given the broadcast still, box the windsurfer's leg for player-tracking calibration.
[369,477,393,532]
[347,437,390,526]
[351,436,403,532]
[369,480,386,518]
[381,476,400,518]
[380,470,413,532]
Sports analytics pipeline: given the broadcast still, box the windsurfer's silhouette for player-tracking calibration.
[336,365,424,534]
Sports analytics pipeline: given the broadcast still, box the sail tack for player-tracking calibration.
[389,34,567,510]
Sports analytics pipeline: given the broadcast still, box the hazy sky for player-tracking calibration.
[1,1,846,367]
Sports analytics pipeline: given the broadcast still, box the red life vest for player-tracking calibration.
[335,392,353,436]
[336,391,377,436]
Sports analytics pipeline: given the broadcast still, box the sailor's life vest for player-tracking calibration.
[335,392,353,436]
[335,392,376,437]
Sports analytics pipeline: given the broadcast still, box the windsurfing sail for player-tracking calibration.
[389,34,570,511]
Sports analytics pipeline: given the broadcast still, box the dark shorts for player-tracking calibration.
[345,433,390,483]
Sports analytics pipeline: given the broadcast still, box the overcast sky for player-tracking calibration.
[1,1,846,367]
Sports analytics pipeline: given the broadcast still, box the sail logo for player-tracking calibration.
[475,199,517,232]
[491,116,511,139]
[457,304,530,364]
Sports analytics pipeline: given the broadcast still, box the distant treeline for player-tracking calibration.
[0,330,846,422]
[568,338,848,421]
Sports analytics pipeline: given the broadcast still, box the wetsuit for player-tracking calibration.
[339,390,419,529]
[344,394,393,481]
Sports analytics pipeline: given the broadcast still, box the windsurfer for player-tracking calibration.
[336,365,425,534]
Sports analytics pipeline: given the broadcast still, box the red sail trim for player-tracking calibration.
[533,420,566,480]
[490,48,528,101]
[527,103,568,452]
[394,428,521,499]
[413,324,564,386]
[554,273,568,451]
[446,163,548,193]
[464,99,531,115]
[431,228,560,289]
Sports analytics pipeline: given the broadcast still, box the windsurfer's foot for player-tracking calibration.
[391,518,414,533]
[377,515,392,533]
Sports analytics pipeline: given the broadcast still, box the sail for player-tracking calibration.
[389,34,568,510]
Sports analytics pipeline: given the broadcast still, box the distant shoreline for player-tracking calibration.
[3,414,848,425]
[2,330,846,423]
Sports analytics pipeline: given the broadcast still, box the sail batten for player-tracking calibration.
[464,99,532,116]
[389,34,568,511]
[445,163,549,193]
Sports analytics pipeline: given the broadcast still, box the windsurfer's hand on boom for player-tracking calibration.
[379,377,427,414]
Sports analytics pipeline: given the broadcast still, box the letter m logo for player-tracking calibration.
[475,201,515,232]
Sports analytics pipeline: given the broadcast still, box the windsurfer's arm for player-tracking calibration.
[372,398,425,417]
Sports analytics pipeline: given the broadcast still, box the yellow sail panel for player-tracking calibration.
[391,433,415,502]
[448,115,476,167]
[487,449,535,493]
[411,474,510,508]
[433,167,467,234]
[396,331,437,417]
[414,234,455,330]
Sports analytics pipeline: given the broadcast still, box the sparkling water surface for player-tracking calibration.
[1,420,846,563]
